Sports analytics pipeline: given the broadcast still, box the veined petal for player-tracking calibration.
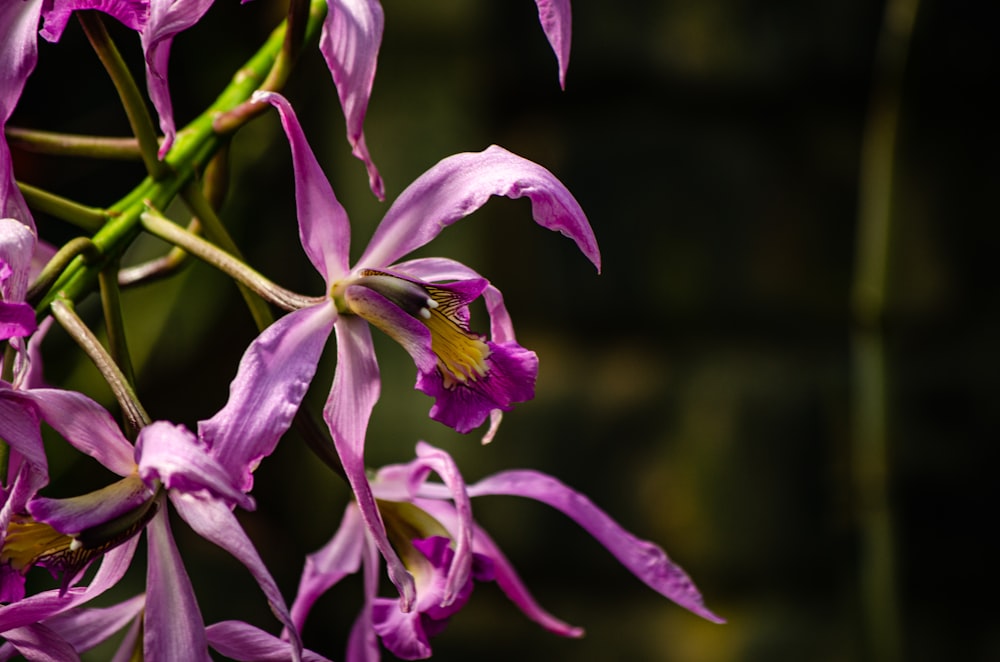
[319,0,385,199]
[254,92,353,280]
[358,145,600,273]
[466,470,726,623]
[0,623,79,661]
[15,388,135,477]
[206,621,333,662]
[28,475,152,534]
[40,594,145,655]
[136,422,251,510]
[324,316,416,610]
[0,302,36,341]
[39,1,148,42]
[171,492,303,662]
[141,0,216,157]
[144,507,211,662]
[198,302,337,494]
[534,0,572,89]
[290,504,365,634]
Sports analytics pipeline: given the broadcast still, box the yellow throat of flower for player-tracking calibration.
[1,515,78,574]
[423,285,491,388]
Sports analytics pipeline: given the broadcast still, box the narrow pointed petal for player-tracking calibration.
[41,594,145,654]
[171,492,303,661]
[358,145,600,272]
[206,621,333,662]
[16,388,135,477]
[324,316,416,610]
[534,0,572,88]
[466,470,726,623]
[141,0,216,158]
[345,533,381,662]
[319,0,385,199]
[290,504,365,633]
[144,508,211,662]
[198,302,336,494]
[29,475,152,534]
[0,623,80,662]
[254,91,352,281]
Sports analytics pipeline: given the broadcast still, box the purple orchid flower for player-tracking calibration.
[0,218,38,342]
[213,89,598,610]
[0,382,306,661]
[0,1,148,225]
[139,0,572,197]
[289,442,724,661]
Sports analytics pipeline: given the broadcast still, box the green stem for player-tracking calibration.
[99,260,138,394]
[850,0,918,660]
[27,237,103,305]
[33,0,328,316]
[77,11,166,179]
[140,208,323,312]
[5,127,146,160]
[17,182,109,232]
[51,298,151,437]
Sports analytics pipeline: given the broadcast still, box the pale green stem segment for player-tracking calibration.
[4,127,146,160]
[16,181,108,233]
[77,11,166,180]
[140,208,324,312]
[850,0,919,660]
[51,298,151,438]
[27,238,103,305]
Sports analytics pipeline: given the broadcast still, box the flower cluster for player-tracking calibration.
[1,1,722,660]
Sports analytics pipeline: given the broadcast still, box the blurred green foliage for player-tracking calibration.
[9,0,999,660]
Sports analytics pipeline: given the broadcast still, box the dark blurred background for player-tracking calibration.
[10,0,999,660]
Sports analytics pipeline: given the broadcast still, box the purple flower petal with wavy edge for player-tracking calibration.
[136,422,252,511]
[324,315,416,611]
[0,303,36,341]
[39,594,145,654]
[28,475,152,535]
[462,470,726,624]
[357,144,600,273]
[144,507,212,662]
[141,0,216,158]
[318,0,385,199]
[534,0,572,88]
[252,92,352,280]
[0,535,139,631]
[206,621,334,662]
[416,498,583,638]
[169,491,303,662]
[39,0,147,42]
[198,303,337,493]
[16,387,136,477]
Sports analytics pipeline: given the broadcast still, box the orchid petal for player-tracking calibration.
[0,217,37,302]
[533,0,572,89]
[206,621,333,662]
[0,303,36,341]
[466,470,726,623]
[18,388,135,477]
[41,594,145,654]
[39,1,147,43]
[170,491,303,662]
[0,622,80,662]
[198,302,337,494]
[136,422,251,511]
[343,284,436,374]
[144,507,211,662]
[0,535,139,631]
[358,145,600,272]
[141,0,216,158]
[0,0,42,231]
[29,475,152,534]
[325,315,416,610]
[290,504,365,633]
[0,389,47,489]
[319,0,385,199]
[254,91,352,281]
